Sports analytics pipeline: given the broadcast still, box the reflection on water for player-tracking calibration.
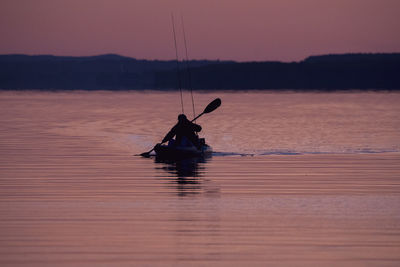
[154,154,212,197]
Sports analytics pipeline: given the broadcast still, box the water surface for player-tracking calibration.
[0,91,399,266]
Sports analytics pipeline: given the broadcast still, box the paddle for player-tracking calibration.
[191,98,221,122]
[139,98,221,157]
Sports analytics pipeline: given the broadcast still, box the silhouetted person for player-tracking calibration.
[161,114,202,149]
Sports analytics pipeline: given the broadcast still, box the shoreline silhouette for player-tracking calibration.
[1,53,399,90]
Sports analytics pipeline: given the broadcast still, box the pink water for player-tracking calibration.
[0,91,400,266]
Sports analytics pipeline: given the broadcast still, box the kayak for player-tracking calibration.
[154,138,212,159]
[138,99,221,159]
[154,144,212,159]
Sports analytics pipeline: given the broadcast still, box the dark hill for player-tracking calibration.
[0,54,225,90]
[0,53,399,90]
[157,53,400,90]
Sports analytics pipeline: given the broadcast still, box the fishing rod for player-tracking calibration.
[171,13,184,114]
[181,14,196,121]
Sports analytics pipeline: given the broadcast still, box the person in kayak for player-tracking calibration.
[161,114,202,149]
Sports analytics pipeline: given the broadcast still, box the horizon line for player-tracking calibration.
[2,52,400,64]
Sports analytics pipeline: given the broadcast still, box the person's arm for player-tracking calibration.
[192,123,202,132]
[162,125,177,143]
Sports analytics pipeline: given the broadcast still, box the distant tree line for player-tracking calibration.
[0,53,399,90]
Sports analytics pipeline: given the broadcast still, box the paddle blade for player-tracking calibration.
[139,147,155,158]
[140,152,151,158]
[204,98,221,114]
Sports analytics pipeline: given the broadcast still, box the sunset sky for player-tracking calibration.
[0,0,399,62]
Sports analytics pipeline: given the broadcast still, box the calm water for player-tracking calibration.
[0,91,400,266]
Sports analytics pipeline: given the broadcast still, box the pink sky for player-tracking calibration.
[0,0,399,62]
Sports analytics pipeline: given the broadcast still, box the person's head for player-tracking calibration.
[178,114,187,123]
